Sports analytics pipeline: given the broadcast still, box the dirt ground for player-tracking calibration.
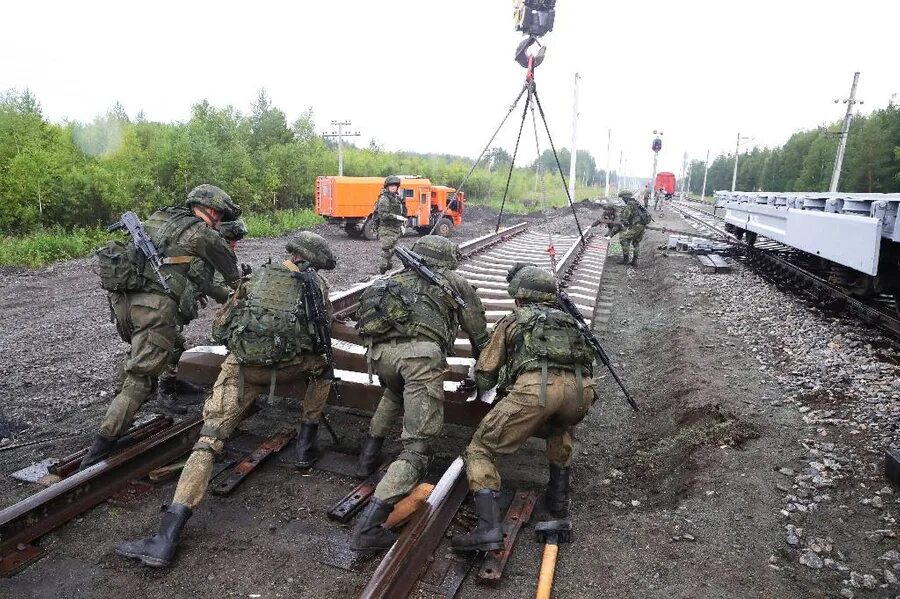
[1,201,898,598]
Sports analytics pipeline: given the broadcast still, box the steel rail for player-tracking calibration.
[670,201,900,336]
[0,416,202,561]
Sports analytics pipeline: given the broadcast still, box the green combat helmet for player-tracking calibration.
[617,190,634,200]
[186,184,242,220]
[219,218,248,242]
[286,231,337,270]
[384,175,401,187]
[506,262,538,283]
[508,265,557,302]
[411,235,460,269]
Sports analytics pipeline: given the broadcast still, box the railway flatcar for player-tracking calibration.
[715,191,900,304]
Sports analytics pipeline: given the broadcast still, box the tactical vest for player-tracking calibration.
[377,191,406,227]
[212,261,317,365]
[356,270,457,353]
[504,305,594,404]
[140,207,208,320]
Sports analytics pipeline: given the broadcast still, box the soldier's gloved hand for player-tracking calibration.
[458,378,478,396]
[240,263,252,277]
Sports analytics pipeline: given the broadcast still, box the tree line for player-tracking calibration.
[0,88,610,235]
[684,101,900,196]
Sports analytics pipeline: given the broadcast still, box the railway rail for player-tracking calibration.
[670,200,900,337]
[0,222,610,597]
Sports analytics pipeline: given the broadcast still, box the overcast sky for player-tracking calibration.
[2,1,897,179]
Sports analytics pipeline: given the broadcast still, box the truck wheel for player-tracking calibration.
[435,217,454,237]
[345,223,363,238]
[362,216,378,240]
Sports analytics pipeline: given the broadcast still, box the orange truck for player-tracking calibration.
[315,176,465,239]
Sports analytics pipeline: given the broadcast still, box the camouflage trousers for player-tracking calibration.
[368,340,447,504]
[172,352,332,508]
[465,369,594,492]
[620,225,646,260]
[100,291,180,438]
[378,225,402,273]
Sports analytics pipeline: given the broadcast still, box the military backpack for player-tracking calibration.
[501,305,594,403]
[635,203,652,226]
[95,240,146,292]
[355,278,415,337]
[213,261,318,365]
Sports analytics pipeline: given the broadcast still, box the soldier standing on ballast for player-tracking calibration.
[376,175,407,274]
[115,232,337,568]
[83,184,241,470]
[452,264,596,552]
[350,235,488,551]
[618,191,649,267]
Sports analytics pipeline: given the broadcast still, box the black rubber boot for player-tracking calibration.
[451,489,504,552]
[115,503,192,568]
[619,250,630,265]
[78,434,118,471]
[630,255,639,267]
[156,376,187,415]
[350,498,398,551]
[355,435,385,479]
[546,464,570,518]
[294,422,321,468]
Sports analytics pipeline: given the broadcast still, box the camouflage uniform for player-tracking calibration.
[351,236,488,551]
[88,186,241,470]
[376,177,407,274]
[155,218,248,414]
[116,232,336,569]
[619,198,647,266]
[452,265,595,552]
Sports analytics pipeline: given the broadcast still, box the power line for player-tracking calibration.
[322,120,361,176]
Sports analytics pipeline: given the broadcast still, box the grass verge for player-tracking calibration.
[0,209,324,268]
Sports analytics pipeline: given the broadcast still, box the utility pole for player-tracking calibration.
[700,149,710,201]
[731,132,751,191]
[323,120,361,176]
[567,73,580,202]
[604,128,611,197]
[680,151,689,198]
[622,156,628,191]
[617,150,623,193]
[829,71,862,193]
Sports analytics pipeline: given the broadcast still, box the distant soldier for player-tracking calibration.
[619,192,650,267]
[593,202,623,239]
[351,236,489,551]
[641,184,651,208]
[115,232,337,568]
[155,217,249,415]
[85,185,241,469]
[375,175,407,274]
[452,265,596,552]
[654,187,666,211]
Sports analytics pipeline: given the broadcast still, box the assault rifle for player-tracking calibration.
[394,246,467,308]
[292,266,341,444]
[557,290,639,412]
[107,211,171,293]
[293,268,334,370]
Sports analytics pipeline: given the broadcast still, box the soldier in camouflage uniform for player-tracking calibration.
[619,193,648,267]
[351,235,489,551]
[82,185,241,470]
[452,265,596,552]
[155,218,249,416]
[593,203,623,239]
[375,175,407,274]
[115,232,336,568]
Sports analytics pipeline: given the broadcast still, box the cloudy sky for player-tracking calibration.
[2,0,897,178]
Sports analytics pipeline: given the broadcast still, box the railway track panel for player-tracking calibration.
[0,223,611,597]
[670,201,900,337]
